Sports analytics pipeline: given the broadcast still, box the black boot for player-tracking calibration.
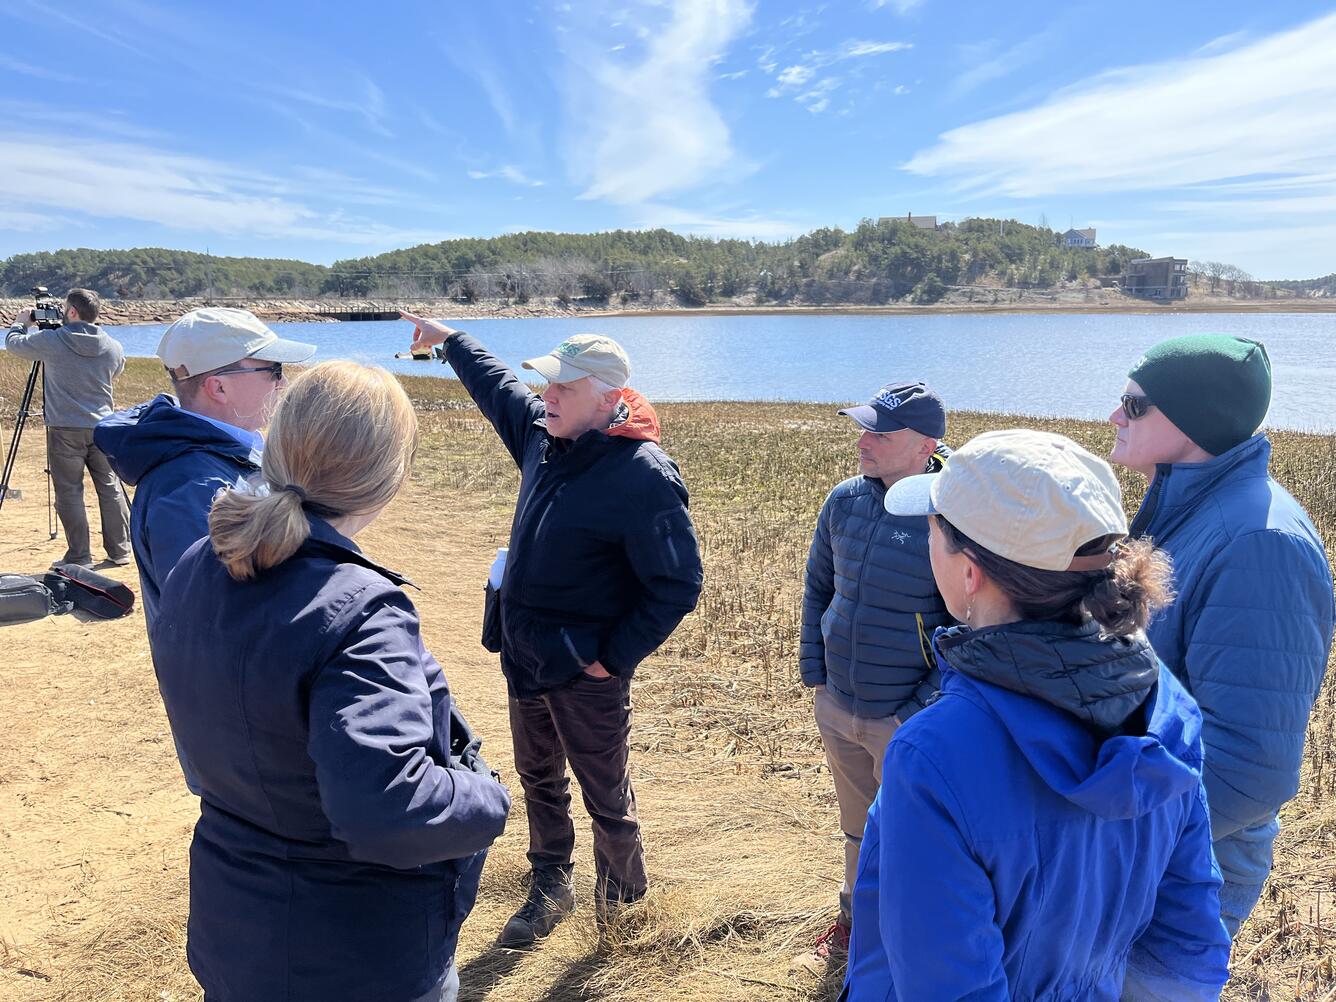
[498,865,576,950]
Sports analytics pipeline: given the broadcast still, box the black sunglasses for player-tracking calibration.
[212,362,284,382]
[1120,393,1154,421]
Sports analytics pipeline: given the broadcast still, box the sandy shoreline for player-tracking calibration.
[5,292,1335,327]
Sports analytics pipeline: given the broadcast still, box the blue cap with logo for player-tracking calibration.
[838,381,946,438]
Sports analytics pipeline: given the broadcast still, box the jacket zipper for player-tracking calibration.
[846,502,882,679]
[914,612,934,670]
[531,484,565,544]
[1129,465,1170,539]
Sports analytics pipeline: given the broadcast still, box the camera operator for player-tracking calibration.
[6,289,131,567]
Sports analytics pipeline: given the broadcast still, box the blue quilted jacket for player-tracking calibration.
[1131,434,1334,887]
[800,469,952,720]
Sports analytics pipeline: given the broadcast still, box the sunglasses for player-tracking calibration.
[1120,393,1154,421]
[212,362,284,382]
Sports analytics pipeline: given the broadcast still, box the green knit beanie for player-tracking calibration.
[1128,334,1272,456]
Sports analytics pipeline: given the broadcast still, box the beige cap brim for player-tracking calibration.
[522,354,591,384]
[248,336,317,365]
[884,473,939,518]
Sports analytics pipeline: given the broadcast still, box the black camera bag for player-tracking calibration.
[0,573,73,625]
[45,564,135,619]
[481,582,503,653]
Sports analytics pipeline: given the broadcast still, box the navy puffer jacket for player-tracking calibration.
[444,333,703,698]
[800,465,952,720]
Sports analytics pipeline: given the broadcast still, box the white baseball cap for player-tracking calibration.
[522,334,630,387]
[884,429,1128,572]
[157,308,317,377]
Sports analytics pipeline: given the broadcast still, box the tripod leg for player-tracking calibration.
[0,360,40,514]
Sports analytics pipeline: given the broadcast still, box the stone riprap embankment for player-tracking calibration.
[5,289,1333,328]
[0,297,605,326]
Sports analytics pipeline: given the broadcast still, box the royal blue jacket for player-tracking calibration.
[95,394,260,625]
[800,466,952,720]
[150,518,510,1002]
[443,333,703,697]
[1130,435,1334,888]
[843,620,1231,1002]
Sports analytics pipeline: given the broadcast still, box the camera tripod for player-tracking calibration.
[0,359,58,538]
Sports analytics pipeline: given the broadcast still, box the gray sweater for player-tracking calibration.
[5,321,126,428]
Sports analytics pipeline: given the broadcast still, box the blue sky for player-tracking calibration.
[3,0,1336,278]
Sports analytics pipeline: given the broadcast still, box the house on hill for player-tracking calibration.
[1120,257,1188,300]
[1063,227,1097,248]
[878,213,940,231]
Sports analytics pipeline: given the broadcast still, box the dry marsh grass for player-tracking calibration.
[2,354,1334,1000]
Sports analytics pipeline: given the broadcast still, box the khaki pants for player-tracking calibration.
[813,685,900,921]
[45,427,131,566]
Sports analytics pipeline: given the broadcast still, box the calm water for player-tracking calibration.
[105,312,1336,432]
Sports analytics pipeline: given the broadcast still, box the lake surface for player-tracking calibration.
[105,312,1336,432]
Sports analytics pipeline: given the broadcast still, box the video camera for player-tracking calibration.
[28,286,65,331]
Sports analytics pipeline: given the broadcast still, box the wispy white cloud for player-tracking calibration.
[633,202,811,239]
[0,99,161,141]
[797,77,840,114]
[869,0,924,12]
[775,65,814,90]
[841,40,913,57]
[0,208,67,232]
[438,42,522,137]
[906,12,1336,276]
[267,76,395,139]
[906,12,1336,200]
[1196,30,1249,55]
[767,37,911,110]
[5,0,152,58]
[467,165,545,187]
[0,134,440,246]
[564,0,756,205]
[0,55,79,83]
[950,30,1058,98]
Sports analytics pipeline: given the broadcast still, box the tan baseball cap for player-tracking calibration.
[157,308,317,378]
[522,334,630,387]
[884,429,1128,572]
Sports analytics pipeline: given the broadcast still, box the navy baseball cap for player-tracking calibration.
[838,381,946,438]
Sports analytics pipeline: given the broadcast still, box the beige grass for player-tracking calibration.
[1,354,1332,1001]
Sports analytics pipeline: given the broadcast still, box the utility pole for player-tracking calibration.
[205,247,214,304]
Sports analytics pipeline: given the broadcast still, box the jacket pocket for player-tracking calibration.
[535,621,603,688]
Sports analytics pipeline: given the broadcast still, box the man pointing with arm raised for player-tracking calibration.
[402,312,703,949]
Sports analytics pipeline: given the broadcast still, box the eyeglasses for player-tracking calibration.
[1120,393,1154,421]
[211,362,284,382]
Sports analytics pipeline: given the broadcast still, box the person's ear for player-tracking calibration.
[962,554,986,598]
[201,374,228,406]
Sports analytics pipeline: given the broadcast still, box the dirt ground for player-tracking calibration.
[2,378,1333,1000]
[0,444,844,1002]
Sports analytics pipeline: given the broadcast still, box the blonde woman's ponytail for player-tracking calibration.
[209,486,311,580]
